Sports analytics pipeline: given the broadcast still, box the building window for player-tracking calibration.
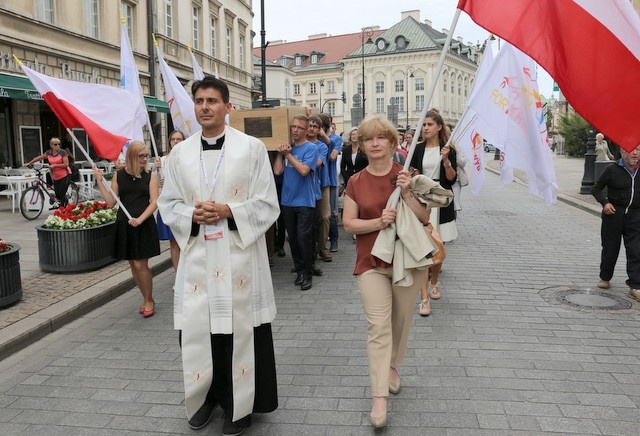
[294,84,300,95]
[375,81,384,93]
[165,0,173,38]
[395,96,405,112]
[192,6,200,50]
[121,2,134,43]
[35,0,55,24]
[210,17,217,57]
[83,0,99,38]
[415,95,425,111]
[415,78,424,91]
[376,98,385,113]
[226,27,232,64]
[395,80,404,93]
[327,81,335,93]
[295,56,302,66]
[357,83,364,95]
[327,102,336,116]
[311,54,318,64]
[458,84,462,96]
[443,80,447,93]
[239,35,245,70]
[309,103,317,108]
[310,83,317,94]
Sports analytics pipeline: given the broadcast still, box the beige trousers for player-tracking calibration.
[357,267,422,397]
[318,186,331,251]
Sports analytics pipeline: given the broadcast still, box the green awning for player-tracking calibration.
[144,96,170,113]
[0,73,170,113]
[0,74,43,100]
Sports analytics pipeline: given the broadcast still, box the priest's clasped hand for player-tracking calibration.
[193,200,232,225]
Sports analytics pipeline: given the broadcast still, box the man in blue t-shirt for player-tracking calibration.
[309,115,332,264]
[273,114,318,290]
[321,114,343,252]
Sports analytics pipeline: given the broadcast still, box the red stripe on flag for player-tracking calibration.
[458,0,640,152]
[43,93,128,161]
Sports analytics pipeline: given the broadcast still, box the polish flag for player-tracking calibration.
[21,65,145,161]
[457,0,640,152]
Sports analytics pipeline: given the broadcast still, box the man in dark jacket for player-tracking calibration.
[591,145,640,300]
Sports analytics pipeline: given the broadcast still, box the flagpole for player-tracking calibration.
[66,128,132,219]
[390,8,462,208]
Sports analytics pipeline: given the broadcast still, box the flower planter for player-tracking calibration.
[0,243,22,308]
[37,222,116,273]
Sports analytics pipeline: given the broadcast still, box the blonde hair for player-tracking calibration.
[125,140,149,179]
[357,116,398,157]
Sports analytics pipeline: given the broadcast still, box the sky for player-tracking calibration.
[252,0,556,98]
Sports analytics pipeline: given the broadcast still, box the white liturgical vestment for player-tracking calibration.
[157,126,279,421]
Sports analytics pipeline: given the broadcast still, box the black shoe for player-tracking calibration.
[276,248,286,257]
[290,267,297,273]
[294,273,304,285]
[311,265,323,276]
[329,240,339,252]
[188,400,217,430]
[301,277,312,291]
[222,413,251,436]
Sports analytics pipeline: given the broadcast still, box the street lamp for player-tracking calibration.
[406,68,414,130]
[361,27,374,119]
[319,79,324,112]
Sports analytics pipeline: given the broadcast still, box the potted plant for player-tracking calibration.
[36,201,118,273]
[0,237,22,308]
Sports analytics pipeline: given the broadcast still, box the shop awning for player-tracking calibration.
[0,73,169,113]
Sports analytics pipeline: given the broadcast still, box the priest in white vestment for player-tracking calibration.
[158,76,279,435]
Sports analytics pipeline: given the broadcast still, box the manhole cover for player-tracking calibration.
[539,286,634,312]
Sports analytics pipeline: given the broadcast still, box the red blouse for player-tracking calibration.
[345,162,403,275]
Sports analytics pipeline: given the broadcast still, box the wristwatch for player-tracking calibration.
[443,162,452,168]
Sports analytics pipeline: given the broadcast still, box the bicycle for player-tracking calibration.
[19,165,79,220]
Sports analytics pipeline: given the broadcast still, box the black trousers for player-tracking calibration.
[600,209,640,288]
[275,183,286,251]
[179,324,278,419]
[282,205,314,279]
[53,174,70,206]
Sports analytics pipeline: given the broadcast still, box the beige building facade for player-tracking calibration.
[254,10,480,134]
[0,0,254,167]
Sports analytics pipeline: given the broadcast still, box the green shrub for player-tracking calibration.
[558,112,589,157]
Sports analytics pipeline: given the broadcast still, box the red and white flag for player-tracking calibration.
[458,0,640,152]
[155,41,199,137]
[22,65,145,161]
[466,42,558,205]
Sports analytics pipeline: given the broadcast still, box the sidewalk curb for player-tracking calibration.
[0,253,172,360]
[484,165,600,217]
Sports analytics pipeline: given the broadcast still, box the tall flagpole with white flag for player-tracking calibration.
[154,35,199,137]
[188,45,205,81]
[120,12,159,158]
[389,9,462,208]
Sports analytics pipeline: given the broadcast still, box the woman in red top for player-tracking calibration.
[343,116,430,428]
[25,137,71,206]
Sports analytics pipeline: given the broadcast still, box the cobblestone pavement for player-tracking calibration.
[0,162,638,435]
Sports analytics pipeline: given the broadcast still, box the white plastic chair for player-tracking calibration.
[0,176,20,213]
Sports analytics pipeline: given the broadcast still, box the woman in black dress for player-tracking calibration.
[94,140,160,318]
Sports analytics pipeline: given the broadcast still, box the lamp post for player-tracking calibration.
[319,79,324,112]
[406,68,414,130]
[361,27,374,119]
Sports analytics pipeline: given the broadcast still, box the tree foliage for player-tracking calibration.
[558,112,589,157]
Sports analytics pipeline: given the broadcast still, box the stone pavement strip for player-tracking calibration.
[0,164,638,435]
